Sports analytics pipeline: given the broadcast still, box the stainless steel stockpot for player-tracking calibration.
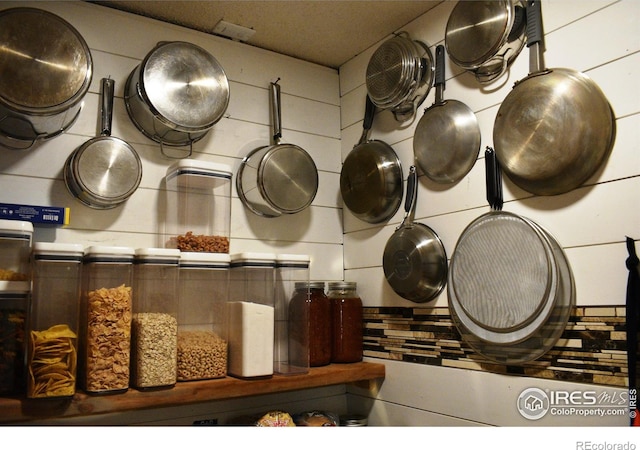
[124,41,230,153]
[0,7,93,149]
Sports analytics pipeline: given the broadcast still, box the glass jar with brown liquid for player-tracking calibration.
[327,282,363,363]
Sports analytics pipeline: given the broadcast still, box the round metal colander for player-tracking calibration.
[448,211,574,364]
[366,33,433,121]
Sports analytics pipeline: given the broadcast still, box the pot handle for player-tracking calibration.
[357,95,376,145]
[0,115,43,150]
[270,79,282,144]
[398,165,418,229]
[100,77,115,137]
[526,0,545,73]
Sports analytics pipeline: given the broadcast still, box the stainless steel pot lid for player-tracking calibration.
[139,41,229,130]
[258,144,318,214]
[445,0,520,69]
[66,136,142,207]
[0,7,92,112]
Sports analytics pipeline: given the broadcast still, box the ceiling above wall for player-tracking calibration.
[91,1,442,68]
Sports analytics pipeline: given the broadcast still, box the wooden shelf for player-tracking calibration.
[0,362,385,424]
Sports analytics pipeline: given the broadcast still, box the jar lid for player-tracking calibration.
[276,253,310,269]
[0,280,30,293]
[179,251,230,269]
[0,218,33,237]
[328,281,357,290]
[230,252,276,268]
[295,281,325,290]
[33,242,84,261]
[134,247,180,264]
[84,245,134,263]
[166,159,232,180]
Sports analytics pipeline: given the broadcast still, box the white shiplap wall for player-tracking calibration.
[0,0,344,283]
[340,0,639,426]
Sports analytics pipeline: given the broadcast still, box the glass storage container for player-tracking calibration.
[177,252,229,381]
[80,246,134,395]
[289,281,331,367]
[28,243,83,398]
[131,248,180,390]
[164,159,232,253]
[228,252,276,378]
[327,281,363,363]
[0,281,29,395]
[274,254,310,375]
[0,219,33,282]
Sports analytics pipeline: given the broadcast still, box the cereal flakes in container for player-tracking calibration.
[0,219,33,283]
[79,246,134,395]
[163,159,232,253]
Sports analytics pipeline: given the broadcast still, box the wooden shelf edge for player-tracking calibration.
[0,362,385,424]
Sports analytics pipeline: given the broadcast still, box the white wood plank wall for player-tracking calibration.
[340,0,639,427]
[0,0,344,283]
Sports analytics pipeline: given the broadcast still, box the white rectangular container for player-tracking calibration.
[226,301,274,378]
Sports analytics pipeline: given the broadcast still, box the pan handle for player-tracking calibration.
[485,147,503,211]
[270,79,282,145]
[526,0,545,74]
[357,95,376,145]
[398,166,418,228]
[434,45,445,104]
[100,77,115,137]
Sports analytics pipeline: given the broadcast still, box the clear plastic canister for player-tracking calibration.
[275,254,310,375]
[164,159,232,253]
[0,219,33,282]
[131,248,180,390]
[228,252,276,378]
[327,281,363,363]
[28,243,83,398]
[80,246,134,394]
[0,281,29,395]
[177,252,229,381]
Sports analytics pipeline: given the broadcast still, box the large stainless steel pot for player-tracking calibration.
[124,41,229,156]
[445,0,526,84]
[237,81,318,217]
[366,32,434,122]
[0,7,92,150]
[493,0,614,196]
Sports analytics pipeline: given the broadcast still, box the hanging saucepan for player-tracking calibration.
[64,78,142,209]
[237,80,318,218]
[366,32,434,122]
[383,166,448,303]
[445,0,526,84]
[493,0,615,196]
[413,45,481,184]
[0,7,92,150]
[448,148,574,364]
[340,95,403,224]
[124,41,230,158]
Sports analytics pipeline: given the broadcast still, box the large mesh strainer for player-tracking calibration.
[447,148,574,364]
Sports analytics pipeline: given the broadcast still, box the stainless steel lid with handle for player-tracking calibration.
[64,78,142,209]
[139,41,230,132]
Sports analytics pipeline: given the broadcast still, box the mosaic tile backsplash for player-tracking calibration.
[363,306,636,388]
